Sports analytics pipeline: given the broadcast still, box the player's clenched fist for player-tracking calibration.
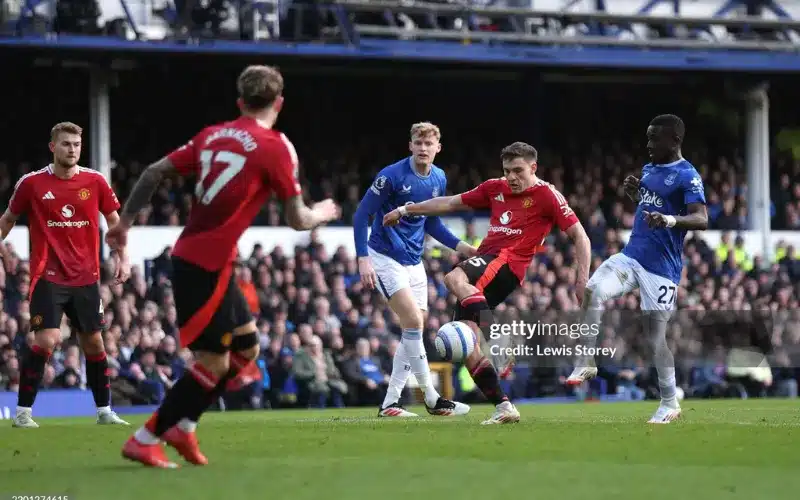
[357,256,377,290]
[383,209,402,226]
[623,175,640,201]
[312,199,342,223]
[642,210,669,228]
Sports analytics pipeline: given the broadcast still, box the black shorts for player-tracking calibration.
[453,254,520,320]
[172,256,254,353]
[30,279,105,334]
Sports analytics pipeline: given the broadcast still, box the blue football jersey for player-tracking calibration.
[622,158,706,284]
[361,157,448,265]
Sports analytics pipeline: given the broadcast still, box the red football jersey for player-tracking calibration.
[461,177,578,281]
[9,165,121,288]
[167,116,302,272]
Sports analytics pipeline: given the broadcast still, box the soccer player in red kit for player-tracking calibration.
[384,142,591,424]
[0,121,131,428]
[106,65,340,468]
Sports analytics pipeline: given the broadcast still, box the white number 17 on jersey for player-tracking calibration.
[197,150,247,205]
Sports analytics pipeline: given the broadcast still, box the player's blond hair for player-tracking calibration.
[410,122,441,141]
[51,122,83,141]
[237,65,284,110]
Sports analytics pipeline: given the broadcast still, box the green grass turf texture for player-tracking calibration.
[0,399,798,500]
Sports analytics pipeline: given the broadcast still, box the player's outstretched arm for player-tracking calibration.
[407,194,468,216]
[105,157,177,251]
[565,222,591,305]
[284,195,341,231]
[120,157,177,227]
[383,195,467,226]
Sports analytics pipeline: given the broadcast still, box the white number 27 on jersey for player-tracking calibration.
[196,150,247,205]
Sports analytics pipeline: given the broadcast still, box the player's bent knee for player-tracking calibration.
[78,331,105,356]
[34,329,60,352]
[444,268,469,294]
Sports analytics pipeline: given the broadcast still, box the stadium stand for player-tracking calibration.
[7,0,800,47]
[1,128,799,409]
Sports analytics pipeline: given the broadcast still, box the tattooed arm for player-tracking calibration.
[119,157,177,227]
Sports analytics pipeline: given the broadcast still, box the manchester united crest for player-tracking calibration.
[523,198,532,208]
[31,315,42,327]
[78,188,91,201]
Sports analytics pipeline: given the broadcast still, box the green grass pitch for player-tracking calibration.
[0,400,798,500]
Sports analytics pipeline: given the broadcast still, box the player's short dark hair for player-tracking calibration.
[237,65,284,111]
[500,142,538,163]
[51,122,82,141]
[650,114,685,143]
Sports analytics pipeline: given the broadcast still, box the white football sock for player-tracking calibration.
[401,328,440,407]
[578,302,603,366]
[645,311,677,403]
[178,418,198,433]
[97,406,111,415]
[381,341,412,408]
[134,426,159,445]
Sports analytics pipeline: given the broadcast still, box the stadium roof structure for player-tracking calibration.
[3,0,800,71]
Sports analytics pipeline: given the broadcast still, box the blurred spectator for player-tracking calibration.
[604,355,647,401]
[291,335,347,408]
[343,338,391,406]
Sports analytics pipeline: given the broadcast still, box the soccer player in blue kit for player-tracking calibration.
[353,122,475,417]
[567,114,708,424]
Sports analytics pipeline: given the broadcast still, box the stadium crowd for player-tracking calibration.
[0,142,799,410]
[92,147,800,231]
[4,136,799,230]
